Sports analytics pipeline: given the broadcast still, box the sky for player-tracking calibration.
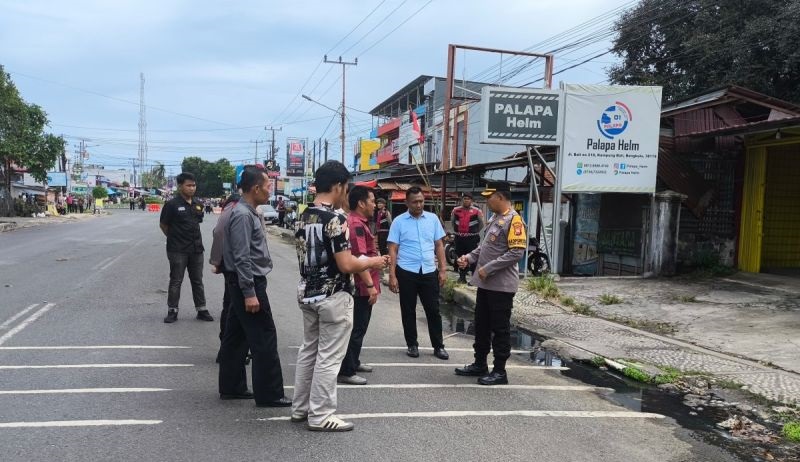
[0,0,637,177]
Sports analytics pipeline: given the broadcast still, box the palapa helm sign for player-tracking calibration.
[560,84,662,193]
[480,87,562,145]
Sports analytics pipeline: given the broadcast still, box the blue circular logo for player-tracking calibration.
[597,101,632,140]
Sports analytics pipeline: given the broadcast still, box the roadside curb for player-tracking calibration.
[0,222,17,233]
[450,284,800,406]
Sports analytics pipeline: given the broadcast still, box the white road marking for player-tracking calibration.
[0,345,191,350]
[0,363,193,370]
[282,384,611,391]
[99,253,125,271]
[264,410,665,421]
[0,419,162,428]
[91,257,114,270]
[288,346,533,355]
[0,388,171,395]
[288,363,567,370]
[0,303,55,346]
[0,304,40,330]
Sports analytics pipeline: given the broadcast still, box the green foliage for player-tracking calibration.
[590,356,606,367]
[181,156,236,198]
[609,0,800,104]
[140,163,166,190]
[781,422,800,442]
[527,274,559,299]
[599,293,622,305]
[622,366,652,383]
[122,181,130,187]
[144,196,163,204]
[91,186,108,199]
[559,295,576,307]
[0,66,65,210]
[690,250,736,277]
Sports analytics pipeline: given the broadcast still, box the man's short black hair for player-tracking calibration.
[315,160,351,193]
[461,192,473,200]
[348,185,373,212]
[239,165,268,193]
[406,186,424,201]
[176,172,196,185]
[494,190,512,201]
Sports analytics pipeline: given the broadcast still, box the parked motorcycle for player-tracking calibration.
[444,232,457,266]
[527,237,550,275]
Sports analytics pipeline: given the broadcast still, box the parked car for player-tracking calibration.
[257,204,279,225]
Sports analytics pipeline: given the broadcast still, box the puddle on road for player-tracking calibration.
[440,301,798,462]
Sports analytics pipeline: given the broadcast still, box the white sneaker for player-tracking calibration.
[307,415,354,432]
[337,374,367,385]
[356,364,373,373]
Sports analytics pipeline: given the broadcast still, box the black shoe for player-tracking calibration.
[455,363,489,376]
[433,347,449,360]
[220,391,254,400]
[256,397,292,407]
[406,346,419,358]
[196,310,214,322]
[478,370,509,386]
[164,309,178,323]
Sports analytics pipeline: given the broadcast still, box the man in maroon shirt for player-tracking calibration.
[338,185,381,385]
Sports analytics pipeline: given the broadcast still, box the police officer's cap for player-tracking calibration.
[480,182,511,197]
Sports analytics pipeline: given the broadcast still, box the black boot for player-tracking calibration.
[455,362,489,376]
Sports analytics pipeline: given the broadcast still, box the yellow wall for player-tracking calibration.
[738,146,766,272]
[359,139,380,171]
[761,144,800,268]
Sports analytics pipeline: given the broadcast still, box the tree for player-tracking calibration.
[140,162,166,190]
[91,186,108,199]
[180,156,235,197]
[0,66,66,214]
[122,181,130,187]
[608,0,800,103]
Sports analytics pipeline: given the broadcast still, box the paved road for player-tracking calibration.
[0,212,737,461]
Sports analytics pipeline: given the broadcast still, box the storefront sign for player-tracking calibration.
[286,138,306,177]
[560,84,662,193]
[480,87,562,145]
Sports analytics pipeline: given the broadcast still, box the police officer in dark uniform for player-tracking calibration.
[159,172,213,324]
[454,182,526,385]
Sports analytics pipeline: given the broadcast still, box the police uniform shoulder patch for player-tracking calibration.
[507,214,526,249]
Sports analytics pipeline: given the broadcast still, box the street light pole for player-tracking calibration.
[323,55,357,164]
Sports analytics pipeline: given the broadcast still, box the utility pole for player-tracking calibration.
[138,73,148,187]
[324,140,329,163]
[323,55,357,164]
[250,140,262,164]
[265,126,282,162]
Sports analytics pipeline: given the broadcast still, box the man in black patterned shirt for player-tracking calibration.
[291,161,388,432]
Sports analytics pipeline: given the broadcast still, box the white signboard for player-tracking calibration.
[560,84,662,193]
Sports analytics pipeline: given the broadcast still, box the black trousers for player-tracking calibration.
[218,274,285,404]
[167,251,206,310]
[377,232,389,255]
[396,267,444,349]
[219,283,230,341]
[473,288,515,372]
[454,235,480,277]
[339,295,372,377]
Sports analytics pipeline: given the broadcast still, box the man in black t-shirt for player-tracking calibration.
[159,172,213,324]
[291,161,388,432]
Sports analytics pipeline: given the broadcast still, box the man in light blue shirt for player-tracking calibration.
[387,186,449,360]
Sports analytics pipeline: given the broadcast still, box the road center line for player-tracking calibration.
[91,257,114,271]
[281,384,610,391]
[288,346,533,355]
[264,410,665,421]
[0,303,55,346]
[0,388,172,395]
[288,363,568,370]
[0,304,40,330]
[0,345,191,350]
[0,419,162,428]
[0,363,193,369]
[99,253,125,271]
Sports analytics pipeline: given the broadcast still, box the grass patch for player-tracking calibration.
[441,278,460,302]
[599,293,622,305]
[782,421,800,442]
[559,295,576,307]
[688,250,737,278]
[590,356,606,367]
[622,366,652,383]
[573,303,595,316]
[527,274,560,299]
